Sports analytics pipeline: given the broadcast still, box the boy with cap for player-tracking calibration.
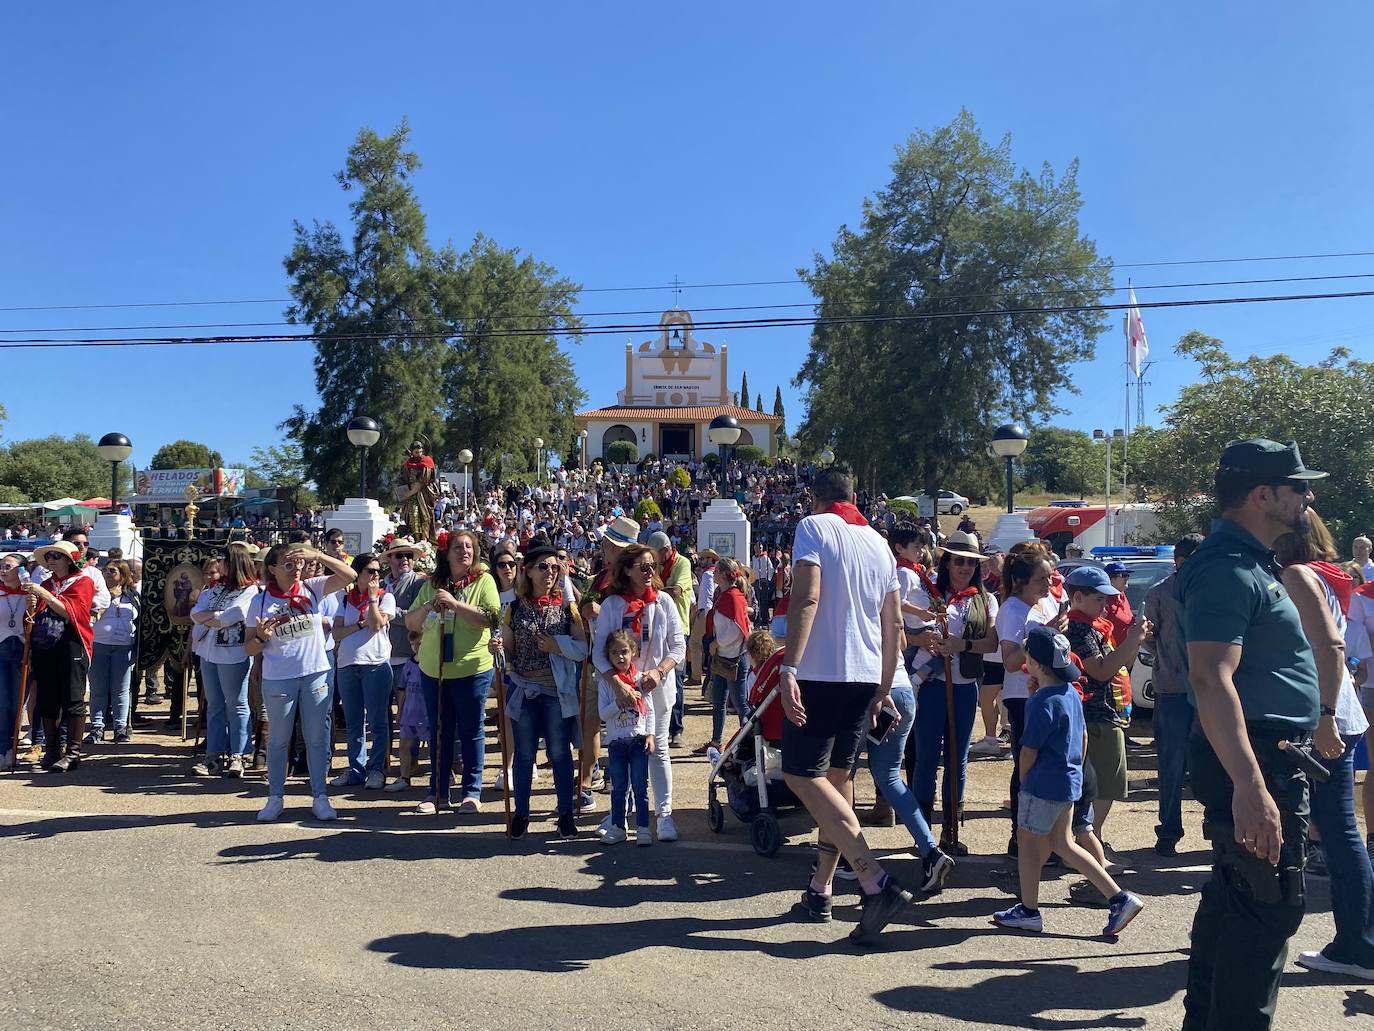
[993,625,1145,936]
[1101,562,1135,650]
[1063,565,1151,847]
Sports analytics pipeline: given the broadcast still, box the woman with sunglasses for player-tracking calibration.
[590,542,686,842]
[188,548,259,776]
[238,543,356,822]
[23,541,97,773]
[332,553,398,791]
[403,529,500,816]
[501,540,588,838]
[907,530,1000,855]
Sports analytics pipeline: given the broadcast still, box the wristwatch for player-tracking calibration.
[779,663,799,676]
[1320,705,1338,718]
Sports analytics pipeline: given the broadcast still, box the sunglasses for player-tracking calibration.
[532,562,559,573]
[948,556,978,567]
[362,567,381,575]
[1267,481,1313,495]
[495,560,517,569]
[634,562,656,572]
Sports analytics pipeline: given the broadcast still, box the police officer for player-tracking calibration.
[1179,439,1333,1031]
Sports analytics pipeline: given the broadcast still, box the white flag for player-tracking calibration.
[1127,287,1149,376]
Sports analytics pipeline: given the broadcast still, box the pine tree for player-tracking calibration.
[739,370,749,410]
[773,385,787,436]
[755,392,763,411]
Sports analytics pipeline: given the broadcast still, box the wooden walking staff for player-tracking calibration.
[9,596,35,772]
[936,602,960,851]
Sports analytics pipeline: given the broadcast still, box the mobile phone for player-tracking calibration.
[867,703,900,746]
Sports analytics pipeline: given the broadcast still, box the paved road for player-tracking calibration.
[1,698,1365,1030]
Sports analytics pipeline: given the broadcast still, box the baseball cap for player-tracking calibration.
[1103,561,1130,577]
[1063,565,1120,596]
[645,530,672,550]
[1024,624,1082,683]
[1218,438,1327,484]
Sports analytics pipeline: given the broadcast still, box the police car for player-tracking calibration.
[1054,546,1174,712]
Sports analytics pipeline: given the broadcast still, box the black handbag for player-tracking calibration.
[30,609,68,652]
[957,592,989,680]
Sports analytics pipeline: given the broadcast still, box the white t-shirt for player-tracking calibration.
[190,584,260,665]
[792,513,899,684]
[1348,593,1374,664]
[896,566,933,633]
[995,595,1050,700]
[234,576,332,681]
[908,586,999,686]
[335,591,397,668]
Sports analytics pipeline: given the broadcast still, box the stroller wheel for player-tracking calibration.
[751,812,782,857]
[708,793,726,834]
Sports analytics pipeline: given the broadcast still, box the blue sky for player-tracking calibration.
[4,2,1373,474]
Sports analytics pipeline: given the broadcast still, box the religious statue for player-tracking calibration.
[396,441,440,542]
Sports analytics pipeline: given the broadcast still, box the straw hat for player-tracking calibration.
[382,537,421,558]
[603,516,641,548]
[940,530,984,561]
[32,540,81,565]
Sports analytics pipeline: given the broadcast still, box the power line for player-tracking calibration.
[3,287,1374,349]
[8,271,1374,335]
[5,248,1374,314]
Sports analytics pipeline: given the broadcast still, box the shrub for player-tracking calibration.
[735,444,766,464]
[606,441,638,465]
[703,452,720,465]
[670,467,691,489]
[641,452,658,463]
[635,498,664,523]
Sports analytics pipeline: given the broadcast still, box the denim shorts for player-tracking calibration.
[1017,792,1071,836]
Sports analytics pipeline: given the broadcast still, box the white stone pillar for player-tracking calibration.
[324,498,393,557]
[696,498,751,562]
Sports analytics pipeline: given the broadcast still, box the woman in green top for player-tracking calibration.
[404,529,500,815]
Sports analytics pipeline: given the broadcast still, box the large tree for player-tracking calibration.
[249,443,314,510]
[795,111,1111,493]
[435,234,585,477]
[1021,426,1124,496]
[773,386,786,436]
[149,439,223,469]
[1130,332,1374,545]
[0,435,132,502]
[283,121,450,503]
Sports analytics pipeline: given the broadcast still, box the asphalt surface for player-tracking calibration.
[1,692,1367,1030]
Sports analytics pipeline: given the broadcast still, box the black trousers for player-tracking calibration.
[1183,727,1309,1031]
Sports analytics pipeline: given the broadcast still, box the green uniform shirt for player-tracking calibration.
[1178,518,1318,730]
[407,573,500,680]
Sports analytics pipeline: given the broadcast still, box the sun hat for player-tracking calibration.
[1024,624,1082,683]
[382,537,421,558]
[604,516,641,548]
[32,540,82,565]
[1064,565,1121,596]
[940,530,984,561]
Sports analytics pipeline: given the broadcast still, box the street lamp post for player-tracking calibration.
[346,416,381,498]
[1093,428,1125,546]
[579,429,588,471]
[990,423,1030,515]
[457,448,473,514]
[533,437,544,484]
[708,414,741,482]
[96,432,133,514]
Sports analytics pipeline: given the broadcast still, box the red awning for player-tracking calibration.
[78,498,112,509]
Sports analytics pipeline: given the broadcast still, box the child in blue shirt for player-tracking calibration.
[993,625,1144,937]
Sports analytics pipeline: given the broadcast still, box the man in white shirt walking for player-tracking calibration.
[780,466,914,943]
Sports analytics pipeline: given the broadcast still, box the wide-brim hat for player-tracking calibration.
[33,540,81,565]
[604,516,641,548]
[383,538,421,558]
[940,530,984,561]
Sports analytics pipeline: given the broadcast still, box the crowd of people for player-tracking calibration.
[3,440,1373,1029]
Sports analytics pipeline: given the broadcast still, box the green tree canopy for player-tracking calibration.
[795,110,1110,494]
[773,386,786,436]
[1021,426,1123,496]
[0,435,133,502]
[1130,332,1374,545]
[150,440,223,470]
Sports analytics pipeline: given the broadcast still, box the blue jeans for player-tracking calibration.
[711,665,749,744]
[671,676,685,737]
[88,642,134,733]
[1310,734,1374,968]
[867,684,938,857]
[1154,692,1194,845]
[608,735,651,830]
[512,691,576,818]
[912,678,979,807]
[0,649,22,750]
[336,662,393,781]
[202,658,251,756]
[264,673,331,798]
[421,668,494,803]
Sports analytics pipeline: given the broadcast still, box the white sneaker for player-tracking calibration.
[257,796,285,822]
[597,814,613,834]
[415,799,437,816]
[969,735,1003,756]
[656,814,679,842]
[636,825,653,847]
[1296,950,1374,981]
[364,770,385,790]
[601,825,627,845]
[311,795,338,821]
[330,772,356,788]
[384,777,410,793]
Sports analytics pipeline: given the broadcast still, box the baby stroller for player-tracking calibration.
[706,650,802,856]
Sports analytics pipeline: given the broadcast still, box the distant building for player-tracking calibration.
[575,309,781,462]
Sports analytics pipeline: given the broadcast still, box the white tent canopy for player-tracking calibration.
[42,498,82,510]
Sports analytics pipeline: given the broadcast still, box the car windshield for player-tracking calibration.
[1122,560,1173,612]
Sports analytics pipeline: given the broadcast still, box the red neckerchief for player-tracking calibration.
[942,586,979,604]
[1358,581,1374,600]
[0,582,25,597]
[266,579,312,614]
[896,558,921,573]
[1049,571,1065,603]
[347,586,384,620]
[1307,560,1354,616]
[819,501,868,526]
[620,586,658,639]
[664,547,680,580]
[204,576,220,590]
[531,591,564,611]
[1068,608,1117,646]
[710,583,751,642]
[614,663,647,715]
